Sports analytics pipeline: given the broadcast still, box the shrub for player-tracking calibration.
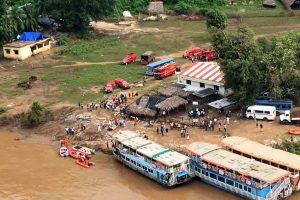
[0,106,6,114]
[20,101,53,128]
[174,1,193,14]
[57,35,70,46]
[206,9,228,30]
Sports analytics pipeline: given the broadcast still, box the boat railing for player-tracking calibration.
[198,172,263,200]
[266,177,290,200]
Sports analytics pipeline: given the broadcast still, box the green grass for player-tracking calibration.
[223,0,287,16]
[42,63,146,102]
[1,15,300,105]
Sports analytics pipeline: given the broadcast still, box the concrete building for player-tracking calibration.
[179,62,231,96]
[2,32,51,61]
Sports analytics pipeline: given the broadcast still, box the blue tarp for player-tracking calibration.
[19,32,44,41]
[147,57,174,68]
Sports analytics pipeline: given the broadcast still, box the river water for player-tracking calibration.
[0,129,299,200]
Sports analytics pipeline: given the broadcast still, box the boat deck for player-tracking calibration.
[222,136,300,171]
[187,142,290,184]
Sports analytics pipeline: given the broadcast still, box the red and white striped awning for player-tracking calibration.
[180,62,224,83]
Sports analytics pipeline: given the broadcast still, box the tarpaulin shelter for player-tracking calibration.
[19,32,44,41]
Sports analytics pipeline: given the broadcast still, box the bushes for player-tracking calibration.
[274,139,300,155]
[57,35,70,46]
[206,9,228,30]
[174,1,193,14]
[0,106,6,114]
[20,101,53,128]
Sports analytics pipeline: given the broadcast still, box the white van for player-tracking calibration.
[246,105,276,121]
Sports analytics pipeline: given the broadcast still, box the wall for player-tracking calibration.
[180,75,227,96]
[3,46,32,60]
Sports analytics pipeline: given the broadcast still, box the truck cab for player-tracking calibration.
[280,110,291,124]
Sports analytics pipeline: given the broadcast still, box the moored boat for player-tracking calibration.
[112,130,194,186]
[223,136,300,192]
[186,142,293,200]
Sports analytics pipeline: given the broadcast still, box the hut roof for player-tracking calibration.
[155,96,188,111]
[158,86,190,98]
[127,104,156,117]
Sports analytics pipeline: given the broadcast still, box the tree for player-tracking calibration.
[206,9,227,30]
[259,32,300,98]
[0,1,38,43]
[35,0,115,33]
[212,27,262,104]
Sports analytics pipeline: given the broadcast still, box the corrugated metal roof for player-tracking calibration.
[180,62,224,83]
[222,136,300,171]
[187,142,290,184]
[147,57,174,68]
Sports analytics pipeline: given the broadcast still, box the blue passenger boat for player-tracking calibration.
[223,136,300,192]
[112,130,194,186]
[186,142,293,200]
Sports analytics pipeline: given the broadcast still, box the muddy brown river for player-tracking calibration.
[1,129,299,200]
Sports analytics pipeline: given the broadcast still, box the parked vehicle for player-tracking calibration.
[246,105,276,121]
[115,78,130,89]
[280,107,300,124]
[104,80,116,93]
[182,47,202,58]
[145,57,174,76]
[154,62,177,79]
[255,99,293,114]
[121,52,136,65]
[140,51,155,65]
[198,49,217,61]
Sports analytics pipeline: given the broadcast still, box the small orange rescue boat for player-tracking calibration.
[75,157,95,168]
[289,128,300,135]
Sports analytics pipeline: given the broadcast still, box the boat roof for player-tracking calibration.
[222,136,300,171]
[114,130,189,166]
[187,142,290,184]
[113,130,140,142]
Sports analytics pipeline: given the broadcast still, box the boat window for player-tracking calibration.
[210,173,217,179]
[247,187,251,193]
[282,105,287,109]
[13,50,19,55]
[239,184,243,190]
[244,186,248,191]
[133,161,136,165]
[235,183,239,188]
[195,166,198,171]
[126,157,129,161]
[218,176,225,183]
[288,105,291,109]
[226,179,234,186]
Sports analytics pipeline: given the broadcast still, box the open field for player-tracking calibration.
[1,15,300,112]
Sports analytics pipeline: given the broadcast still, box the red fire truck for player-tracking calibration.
[154,62,178,79]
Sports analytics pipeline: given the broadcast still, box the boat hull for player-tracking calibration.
[113,151,192,187]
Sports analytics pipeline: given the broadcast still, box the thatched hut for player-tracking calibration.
[127,95,165,117]
[158,86,190,98]
[155,96,188,112]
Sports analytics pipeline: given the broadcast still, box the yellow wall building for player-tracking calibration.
[2,38,51,60]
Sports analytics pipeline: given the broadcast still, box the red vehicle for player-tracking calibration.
[154,62,178,79]
[198,49,217,61]
[121,52,136,65]
[115,78,130,89]
[182,47,202,58]
[104,80,116,93]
